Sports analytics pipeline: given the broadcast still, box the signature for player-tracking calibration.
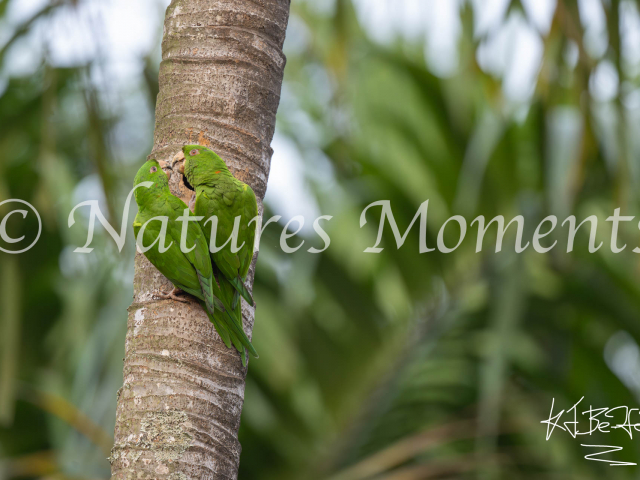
[541,397,639,466]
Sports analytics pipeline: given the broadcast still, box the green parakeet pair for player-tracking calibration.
[132,150,258,365]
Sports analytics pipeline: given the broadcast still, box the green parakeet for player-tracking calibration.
[132,159,257,364]
[173,145,258,311]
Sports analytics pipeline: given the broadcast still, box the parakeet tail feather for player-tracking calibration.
[197,271,258,358]
[230,276,254,307]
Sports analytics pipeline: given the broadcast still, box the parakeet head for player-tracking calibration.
[172,145,231,190]
[133,159,169,203]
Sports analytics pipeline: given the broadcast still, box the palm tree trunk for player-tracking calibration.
[110,0,290,478]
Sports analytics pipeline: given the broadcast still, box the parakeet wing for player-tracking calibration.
[133,212,204,300]
[238,184,258,278]
[195,183,256,306]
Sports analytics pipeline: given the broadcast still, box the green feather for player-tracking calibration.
[199,300,232,349]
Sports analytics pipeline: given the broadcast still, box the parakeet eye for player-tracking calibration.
[150,166,157,173]
[190,149,199,156]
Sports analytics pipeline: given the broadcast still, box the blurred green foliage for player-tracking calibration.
[2,0,640,479]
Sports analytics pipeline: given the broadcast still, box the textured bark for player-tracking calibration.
[110,1,289,478]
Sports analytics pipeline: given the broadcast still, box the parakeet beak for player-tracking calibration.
[158,160,172,178]
[172,150,194,191]
[172,151,186,174]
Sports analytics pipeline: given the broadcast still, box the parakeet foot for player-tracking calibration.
[157,287,188,303]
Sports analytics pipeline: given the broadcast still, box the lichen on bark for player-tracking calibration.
[110,1,290,478]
